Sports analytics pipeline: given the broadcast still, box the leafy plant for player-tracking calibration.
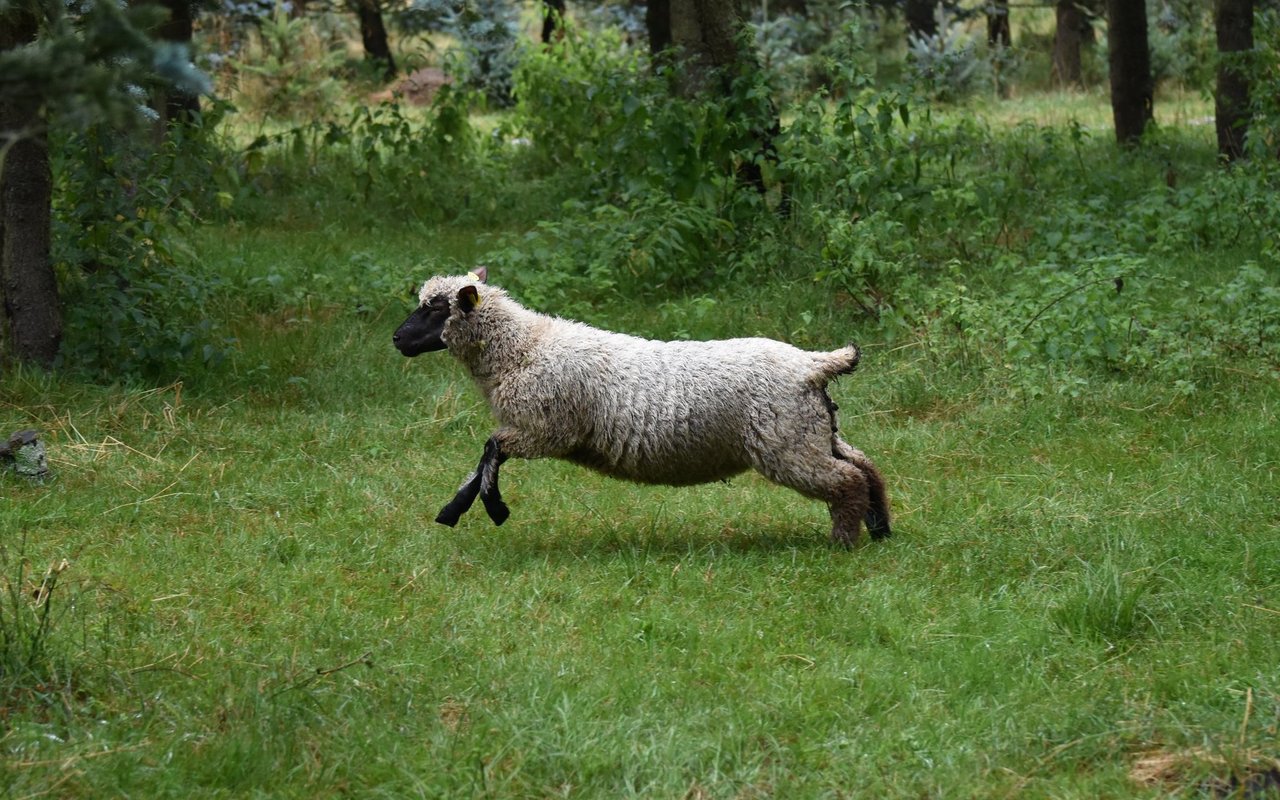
[402,0,522,107]
[51,117,233,382]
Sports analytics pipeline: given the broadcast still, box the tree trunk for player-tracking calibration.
[156,0,201,125]
[647,0,672,57]
[0,11,61,369]
[1052,0,1085,87]
[1215,0,1254,161]
[667,0,784,207]
[904,0,938,42]
[987,0,1011,48]
[669,0,742,96]
[1106,0,1153,145]
[541,0,566,44]
[354,0,397,81]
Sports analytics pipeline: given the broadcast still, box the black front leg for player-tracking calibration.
[478,438,510,526]
[435,436,512,527]
[436,468,483,527]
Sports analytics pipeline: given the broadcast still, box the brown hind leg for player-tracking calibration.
[834,439,892,540]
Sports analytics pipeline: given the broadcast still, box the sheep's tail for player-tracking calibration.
[808,343,862,384]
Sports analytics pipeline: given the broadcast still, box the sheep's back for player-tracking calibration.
[494,330,824,485]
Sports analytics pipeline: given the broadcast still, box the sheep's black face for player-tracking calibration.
[393,297,450,357]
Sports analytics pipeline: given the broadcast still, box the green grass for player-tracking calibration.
[5,79,1280,797]
[3,279,1277,797]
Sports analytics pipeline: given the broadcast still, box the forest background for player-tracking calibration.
[1,0,1279,796]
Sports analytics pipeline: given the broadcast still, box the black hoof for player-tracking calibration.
[436,504,465,527]
[866,509,891,541]
[482,495,510,526]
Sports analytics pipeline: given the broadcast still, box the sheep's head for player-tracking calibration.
[393,266,487,357]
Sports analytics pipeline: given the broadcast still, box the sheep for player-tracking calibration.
[392,267,891,546]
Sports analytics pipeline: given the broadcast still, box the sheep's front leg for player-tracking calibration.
[436,437,510,527]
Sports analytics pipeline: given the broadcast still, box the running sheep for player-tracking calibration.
[393,267,891,546]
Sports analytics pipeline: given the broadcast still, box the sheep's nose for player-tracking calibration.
[392,332,401,343]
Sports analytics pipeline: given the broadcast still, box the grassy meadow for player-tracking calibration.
[4,40,1280,799]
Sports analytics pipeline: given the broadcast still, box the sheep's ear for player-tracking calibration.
[457,285,480,313]
[467,266,488,283]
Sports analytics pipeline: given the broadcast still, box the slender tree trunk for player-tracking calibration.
[354,0,397,81]
[156,0,201,125]
[1215,0,1254,161]
[647,0,672,57]
[0,11,61,368]
[541,0,566,44]
[987,0,1011,48]
[988,0,1011,98]
[1052,0,1085,87]
[1106,0,1153,145]
[904,0,938,42]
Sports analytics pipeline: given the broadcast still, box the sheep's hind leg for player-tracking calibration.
[751,451,870,548]
[436,437,510,526]
[834,440,891,540]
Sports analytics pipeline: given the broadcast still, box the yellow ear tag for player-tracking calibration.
[465,272,484,306]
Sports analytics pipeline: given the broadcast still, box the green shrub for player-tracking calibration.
[52,121,233,382]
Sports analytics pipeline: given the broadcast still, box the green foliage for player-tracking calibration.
[1249,8,1280,157]
[0,0,209,130]
[51,121,232,381]
[227,3,345,121]
[231,87,519,232]
[502,25,788,297]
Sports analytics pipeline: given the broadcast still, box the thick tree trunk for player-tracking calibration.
[354,0,397,81]
[1106,0,1153,145]
[669,0,742,96]
[1052,0,1085,87]
[541,0,566,44]
[987,0,1011,48]
[667,0,784,207]
[0,12,61,368]
[1215,0,1254,161]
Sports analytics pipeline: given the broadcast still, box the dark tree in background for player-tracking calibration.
[353,0,398,81]
[903,0,938,41]
[541,0,566,44]
[1215,0,1254,161]
[0,8,60,369]
[668,0,744,94]
[987,0,1011,48]
[1052,0,1086,87]
[658,0,782,201]
[646,0,672,56]
[1106,0,1152,145]
[153,0,201,125]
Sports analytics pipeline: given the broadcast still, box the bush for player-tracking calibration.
[52,120,233,382]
